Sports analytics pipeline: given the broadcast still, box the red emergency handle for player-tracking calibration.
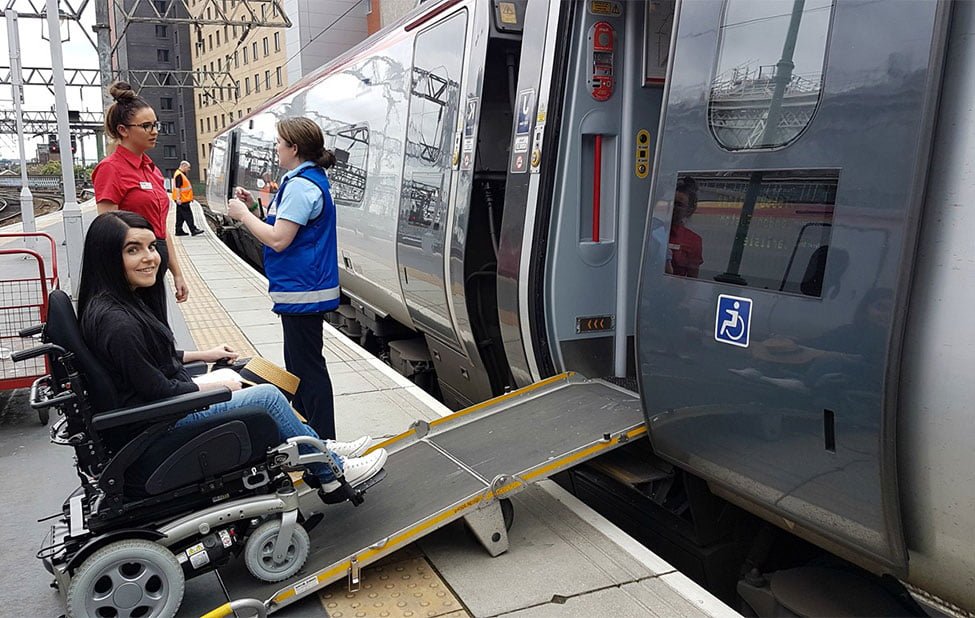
[592,134,602,242]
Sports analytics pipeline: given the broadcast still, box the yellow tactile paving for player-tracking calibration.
[319,547,470,618]
[167,210,257,357]
[171,210,472,616]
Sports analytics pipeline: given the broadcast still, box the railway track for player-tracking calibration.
[0,188,66,226]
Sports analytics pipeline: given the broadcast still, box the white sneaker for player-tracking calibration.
[341,448,388,487]
[325,436,371,458]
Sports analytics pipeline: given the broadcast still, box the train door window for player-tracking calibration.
[401,11,467,231]
[665,169,838,297]
[397,9,468,347]
[325,124,369,208]
[708,0,834,151]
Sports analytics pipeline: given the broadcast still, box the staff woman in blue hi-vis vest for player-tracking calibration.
[228,117,342,440]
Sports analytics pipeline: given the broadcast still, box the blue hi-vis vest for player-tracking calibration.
[263,165,340,315]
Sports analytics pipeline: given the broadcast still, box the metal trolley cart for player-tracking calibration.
[0,232,59,423]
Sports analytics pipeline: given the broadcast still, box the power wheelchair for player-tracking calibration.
[12,290,370,618]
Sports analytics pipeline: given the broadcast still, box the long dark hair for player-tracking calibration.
[78,211,172,339]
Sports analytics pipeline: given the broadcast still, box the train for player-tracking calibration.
[205,0,974,615]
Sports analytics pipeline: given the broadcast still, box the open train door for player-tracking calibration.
[393,0,530,408]
[636,0,950,575]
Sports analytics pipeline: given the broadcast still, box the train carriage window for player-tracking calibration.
[666,169,838,297]
[708,0,834,151]
[325,124,370,208]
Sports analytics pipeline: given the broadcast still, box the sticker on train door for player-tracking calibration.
[464,98,479,137]
[515,89,535,134]
[511,89,535,174]
[714,294,752,348]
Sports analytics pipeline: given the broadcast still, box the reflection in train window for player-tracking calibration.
[666,169,838,297]
[325,124,369,208]
[708,0,833,151]
[400,10,466,232]
[208,134,227,201]
[234,113,281,216]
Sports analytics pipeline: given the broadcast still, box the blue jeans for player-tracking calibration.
[174,383,341,482]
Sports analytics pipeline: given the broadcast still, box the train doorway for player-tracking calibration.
[498,0,672,386]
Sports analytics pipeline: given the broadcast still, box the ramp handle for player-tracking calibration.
[349,556,361,592]
[200,598,268,618]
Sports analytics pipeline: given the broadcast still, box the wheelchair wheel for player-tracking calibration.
[244,519,311,582]
[66,539,184,618]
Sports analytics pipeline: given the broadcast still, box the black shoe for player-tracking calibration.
[175,232,188,236]
[191,229,204,236]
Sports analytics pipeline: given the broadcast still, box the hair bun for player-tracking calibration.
[109,81,136,103]
[320,148,336,170]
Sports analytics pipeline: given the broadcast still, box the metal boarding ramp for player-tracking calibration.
[214,372,646,614]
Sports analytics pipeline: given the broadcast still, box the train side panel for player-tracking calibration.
[636,0,948,577]
[899,0,975,609]
[296,38,417,329]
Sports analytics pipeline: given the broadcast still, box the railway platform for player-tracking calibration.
[0,201,736,618]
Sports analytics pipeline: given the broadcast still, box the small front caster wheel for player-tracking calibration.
[244,519,311,582]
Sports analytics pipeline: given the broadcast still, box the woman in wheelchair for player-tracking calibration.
[78,210,387,496]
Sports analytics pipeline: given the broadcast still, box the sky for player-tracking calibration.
[0,2,101,164]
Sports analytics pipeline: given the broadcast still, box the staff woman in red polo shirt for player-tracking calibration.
[92,81,189,323]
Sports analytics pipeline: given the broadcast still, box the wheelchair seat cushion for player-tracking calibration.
[125,406,280,496]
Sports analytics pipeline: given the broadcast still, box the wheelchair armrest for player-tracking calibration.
[10,343,65,363]
[92,388,233,431]
[182,360,208,377]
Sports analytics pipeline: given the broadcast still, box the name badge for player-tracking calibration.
[139,181,153,190]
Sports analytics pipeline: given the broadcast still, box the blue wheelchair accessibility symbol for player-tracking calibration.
[714,294,752,348]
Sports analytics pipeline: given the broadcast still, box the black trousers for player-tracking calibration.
[175,201,200,233]
[281,312,335,439]
[137,237,169,325]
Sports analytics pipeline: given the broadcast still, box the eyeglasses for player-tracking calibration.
[123,121,161,133]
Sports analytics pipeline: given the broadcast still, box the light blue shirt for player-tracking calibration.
[273,161,324,225]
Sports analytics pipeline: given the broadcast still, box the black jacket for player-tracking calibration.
[80,294,198,408]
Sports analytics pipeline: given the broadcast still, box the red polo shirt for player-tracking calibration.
[92,145,170,239]
[669,224,703,277]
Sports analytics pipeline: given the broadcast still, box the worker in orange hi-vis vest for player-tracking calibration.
[172,160,203,236]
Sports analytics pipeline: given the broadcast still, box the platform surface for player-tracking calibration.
[0,202,736,617]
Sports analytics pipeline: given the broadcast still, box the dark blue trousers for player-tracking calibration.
[280,312,335,439]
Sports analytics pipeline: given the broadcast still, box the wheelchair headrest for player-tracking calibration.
[46,290,120,412]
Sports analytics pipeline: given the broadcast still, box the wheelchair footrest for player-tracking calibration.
[319,468,387,505]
